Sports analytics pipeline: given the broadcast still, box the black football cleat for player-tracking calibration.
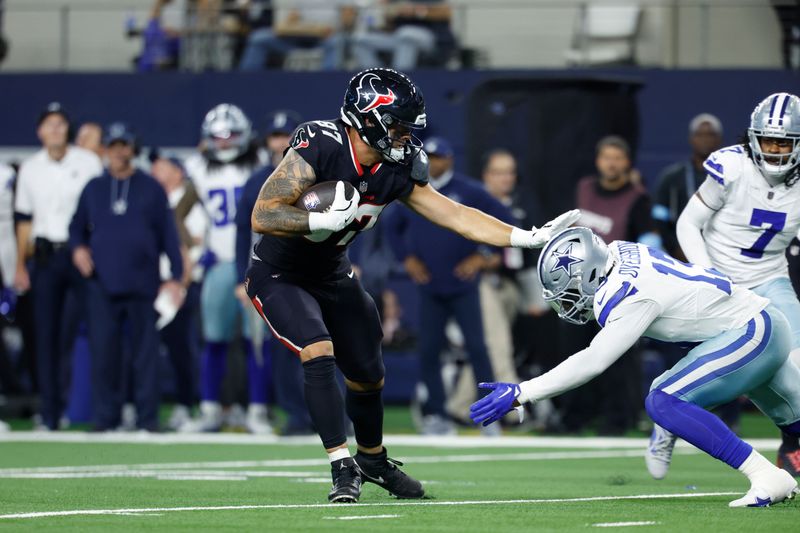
[354,447,425,499]
[328,458,362,503]
[777,445,800,477]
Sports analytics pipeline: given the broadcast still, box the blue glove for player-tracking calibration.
[470,382,521,427]
[198,249,218,270]
[0,287,16,323]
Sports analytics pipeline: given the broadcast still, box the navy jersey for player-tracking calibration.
[254,119,427,279]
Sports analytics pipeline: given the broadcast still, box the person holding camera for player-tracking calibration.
[13,102,102,430]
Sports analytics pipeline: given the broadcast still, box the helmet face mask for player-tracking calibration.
[538,227,611,326]
[747,93,800,185]
[341,68,426,165]
[202,103,253,164]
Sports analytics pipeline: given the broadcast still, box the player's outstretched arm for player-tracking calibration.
[518,300,658,403]
[403,183,580,248]
[252,149,317,236]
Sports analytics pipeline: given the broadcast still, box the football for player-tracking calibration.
[294,180,357,212]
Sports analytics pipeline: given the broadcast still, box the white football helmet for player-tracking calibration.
[537,227,611,325]
[201,103,253,163]
[748,92,800,185]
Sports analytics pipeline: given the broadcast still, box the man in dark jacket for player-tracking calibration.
[69,123,184,431]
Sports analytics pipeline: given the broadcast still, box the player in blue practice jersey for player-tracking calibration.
[471,227,800,508]
[246,67,580,503]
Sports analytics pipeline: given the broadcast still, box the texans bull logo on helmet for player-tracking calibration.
[292,128,310,150]
[354,73,397,113]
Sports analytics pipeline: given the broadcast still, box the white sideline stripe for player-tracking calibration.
[593,521,658,528]
[0,432,781,451]
[0,450,695,477]
[0,492,739,520]
[322,514,401,521]
[0,470,319,479]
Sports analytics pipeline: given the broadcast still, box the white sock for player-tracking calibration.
[738,449,776,482]
[328,448,351,463]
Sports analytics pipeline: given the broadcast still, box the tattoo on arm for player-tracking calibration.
[252,149,317,235]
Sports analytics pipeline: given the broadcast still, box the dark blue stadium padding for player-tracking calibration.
[1,69,797,190]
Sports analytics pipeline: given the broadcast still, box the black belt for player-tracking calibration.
[34,238,69,262]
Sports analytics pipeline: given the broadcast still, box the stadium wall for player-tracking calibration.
[0,69,798,189]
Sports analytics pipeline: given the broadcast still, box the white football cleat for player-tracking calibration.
[245,404,273,435]
[645,424,677,480]
[729,468,799,508]
[178,401,223,433]
[166,405,191,432]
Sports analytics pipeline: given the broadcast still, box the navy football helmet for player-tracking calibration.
[340,68,426,165]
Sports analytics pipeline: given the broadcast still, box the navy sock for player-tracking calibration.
[200,342,227,401]
[779,421,800,449]
[245,341,269,405]
[346,387,384,449]
[646,389,752,469]
[303,356,346,449]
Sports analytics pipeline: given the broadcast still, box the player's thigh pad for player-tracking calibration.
[751,277,800,350]
[246,261,330,355]
[650,306,791,408]
[201,262,241,342]
[319,274,384,384]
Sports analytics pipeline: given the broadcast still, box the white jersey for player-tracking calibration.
[0,164,16,285]
[14,147,103,242]
[595,241,768,342]
[698,144,800,288]
[518,240,769,403]
[184,154,258,263]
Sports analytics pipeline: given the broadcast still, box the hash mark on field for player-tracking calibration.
[322,514,401,521]
[0,492,739,520]
[592,521,659,527]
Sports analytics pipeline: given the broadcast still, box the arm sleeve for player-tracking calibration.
[518,299,660,403]
[676,191,716,268]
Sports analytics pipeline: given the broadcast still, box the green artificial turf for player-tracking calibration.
[0,440,796,532]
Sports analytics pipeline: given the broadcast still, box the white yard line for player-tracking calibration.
[0,449,695,478]
[0,492,739,520]
[0,432,782,450]
[592,521,659,528]
[322,514,401,520]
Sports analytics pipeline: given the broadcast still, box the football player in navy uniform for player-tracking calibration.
[246,68,580,503]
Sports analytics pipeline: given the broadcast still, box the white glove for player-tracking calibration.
[308,181,360,233]
[510,209,581,249]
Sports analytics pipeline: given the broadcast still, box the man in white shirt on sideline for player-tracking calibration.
[13,102,102,430]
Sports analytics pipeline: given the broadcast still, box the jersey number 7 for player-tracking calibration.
[740,209,786,259]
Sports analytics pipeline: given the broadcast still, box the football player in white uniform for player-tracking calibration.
[676,92,800,475]
[181,103,271,433]
[471,227,800,508]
